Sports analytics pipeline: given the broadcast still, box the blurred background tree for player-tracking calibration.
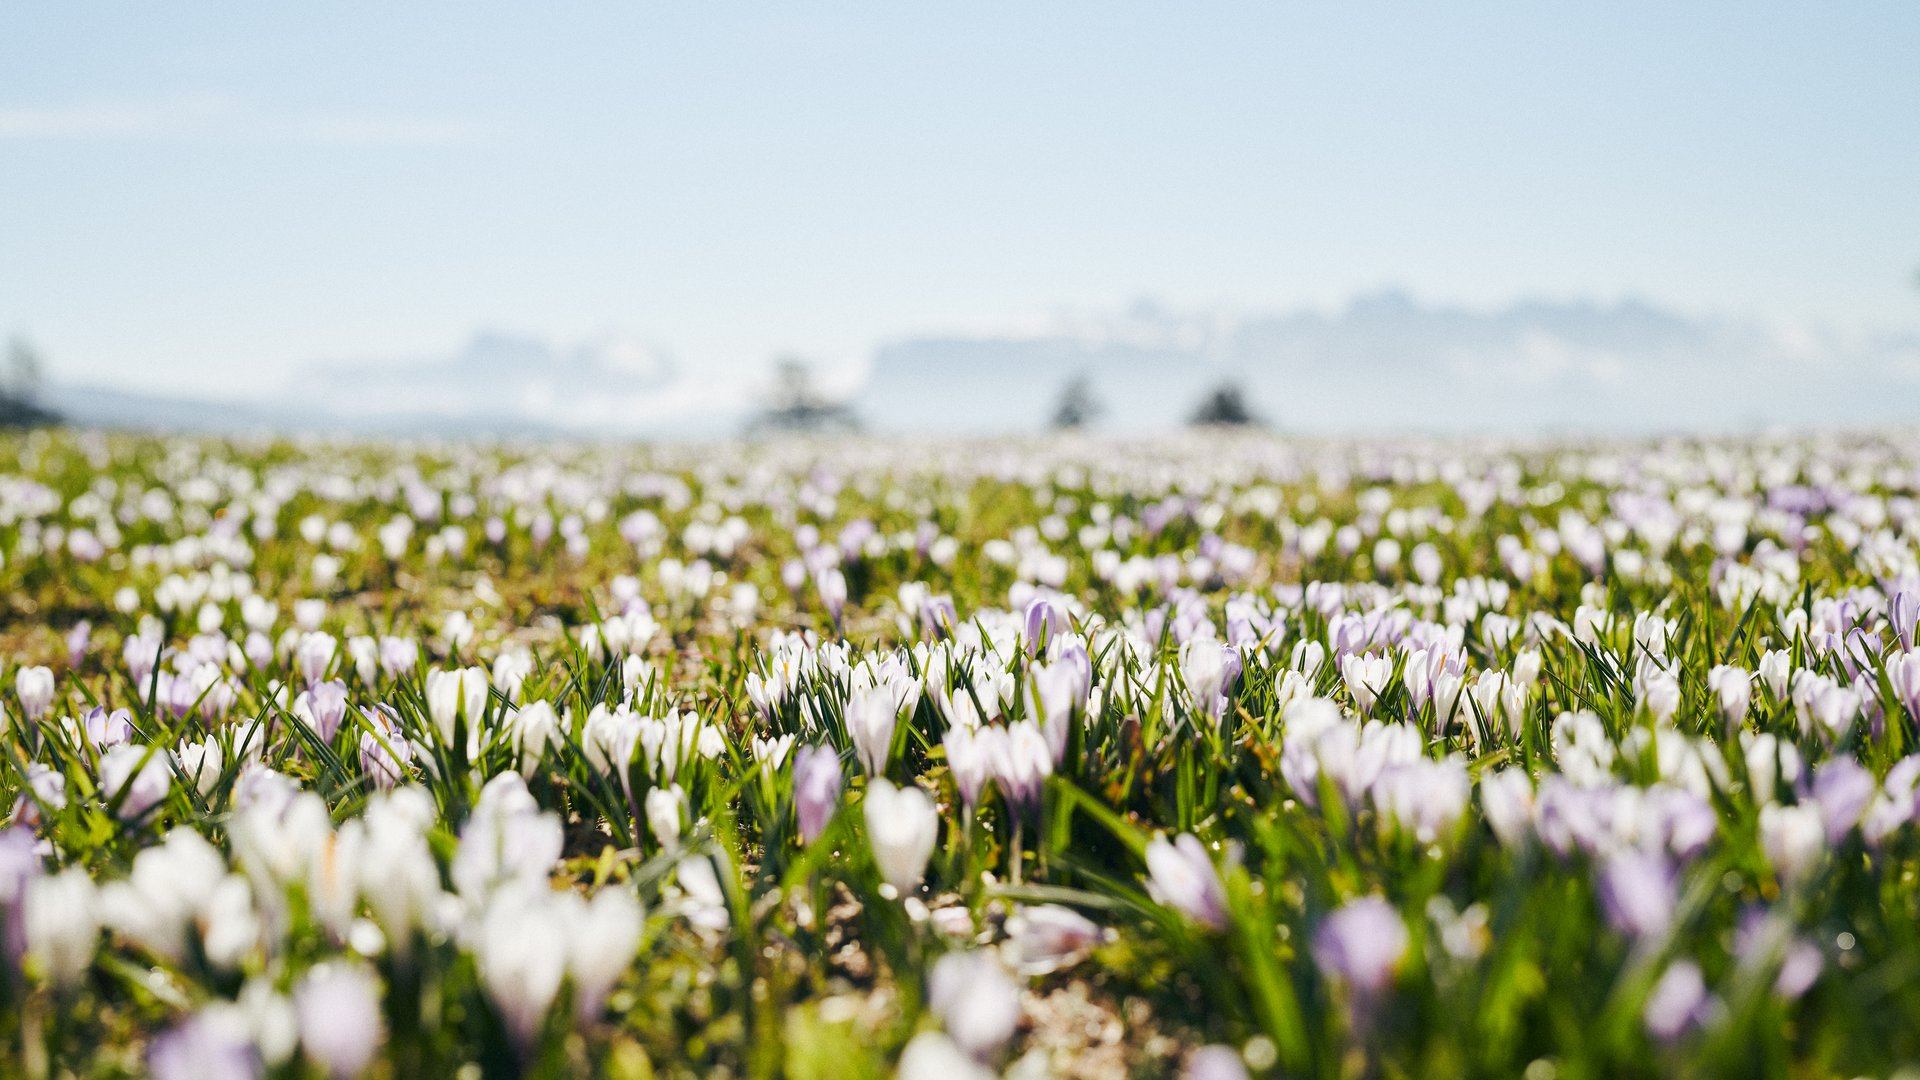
[1049,372,1102,430]
[1,335,60,428]
[750,357,858,434]
[1188,381,1260,428]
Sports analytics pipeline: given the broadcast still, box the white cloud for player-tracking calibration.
[292,331,740,436]
[0,93,485,146]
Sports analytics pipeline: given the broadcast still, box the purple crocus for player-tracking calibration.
[1812,758,1876,844]
[1891,589,1918,653]
[1024,595,1070,654]
[792,744,843,844]
[1642,960,1710,1044]
[1734,908,1823,1001]
[0,827,42,969]
[65,621,92,668]
[301,681,350,742]
[1313,896,1409,999]
[123,631,165,689]
[80,707,135,751]
[148,1013,262,1080]
[920,595,958,638]
[1598,850,1676,941]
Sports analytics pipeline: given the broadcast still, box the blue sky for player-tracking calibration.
[3,3,1917,402]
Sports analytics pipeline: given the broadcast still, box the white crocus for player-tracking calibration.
[24,867,97,990]
[864,780,938,897]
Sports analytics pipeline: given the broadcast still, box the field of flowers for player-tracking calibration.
[4,427,1920,1078]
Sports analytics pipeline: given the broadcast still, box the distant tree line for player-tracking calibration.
[746,358,1269,436]
[1048,372,1264,431]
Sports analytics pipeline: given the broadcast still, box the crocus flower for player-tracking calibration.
[1004,904,1107,975]
[1811,758,1875,843]
[1706,665,1752,725]
[864,780,938,897]
[124,632,164,688]
[149,1012,263,1080]
[920,595,958,638]
[792,745,843,843]
[0,827,41,965]
[296,963,382,1080]
[23,867,96,990]
[927,949,1021,1061]
[676,855,731,933]
[1145,833,1228,931]
[1598,850,1676,941]
[1372,757,1471,845]
[943,724,994,811]
[508,700,558,774]
[425,666,490,760]
[11,764,66,828]
[1184,1045,1252,1080]
[1642,960,1710,1044]
[991,720,1053,815]
[1734,908,1823,1002]
[566,887,644,1022]
[100,745,171,822]
[176,738,224,798]
[64,621,92,668]
[1892,590,1918,653]
[15,666,54,722]
[358,706,415,790]
[1340,652,1392,716]
[845,685,898,777]
[297,680,350,742]
[1759,802,1826,886]
[475,891,567,1052]
[1025,659,1085,763]
[1889,651,1920,719]
[817,567,848,623]
[1313,896,1409,999]
[1757,650,1793,701]
[1479,768,1535,848]
[79,706,134,750]
[1023,595,1070,652]
[1180,640,1240,722]
[896,1032,996,1080]
[645,785,686,850]
[1640,671,1682,724]
[294,632,337,687]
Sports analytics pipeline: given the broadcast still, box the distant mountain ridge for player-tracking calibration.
[45,292,1920,438]
[860,291,1920,434]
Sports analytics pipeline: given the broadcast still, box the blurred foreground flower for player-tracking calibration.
[927,949,1021,1061]
[865,780,938,896]
[295,963,382,1079]
[1145,833,1227,930]
[1313,896,1409,1002]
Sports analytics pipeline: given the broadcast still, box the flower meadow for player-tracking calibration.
[6,428,1920,1079]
